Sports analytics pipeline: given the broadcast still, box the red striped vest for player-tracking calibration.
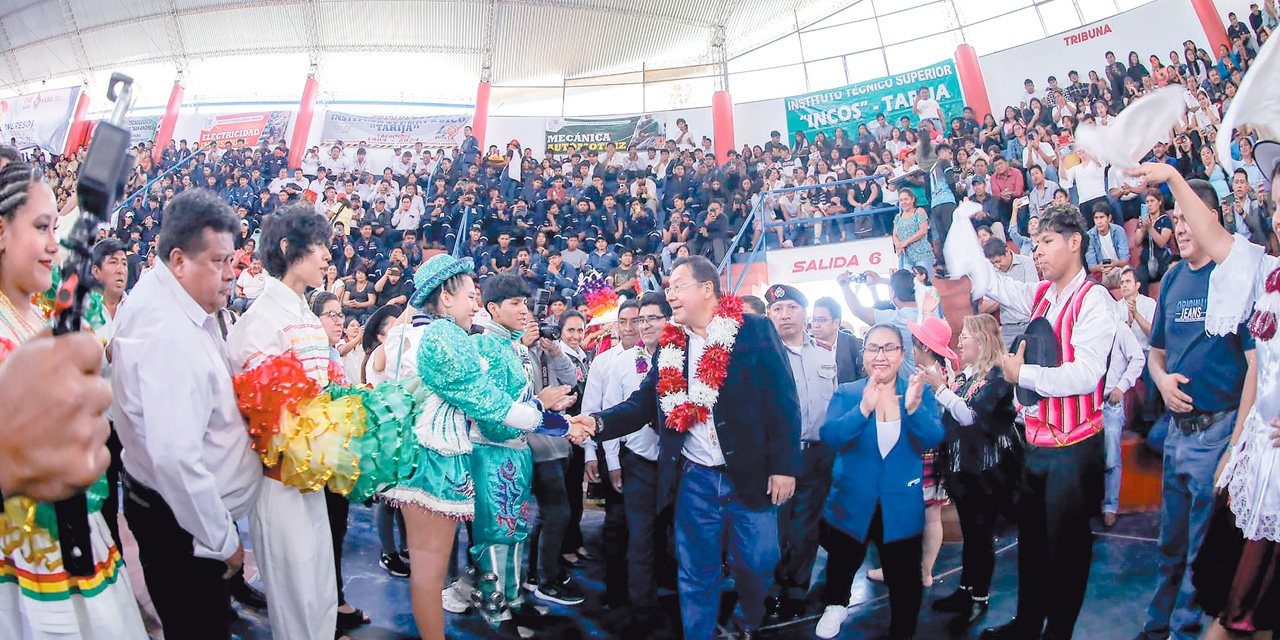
[1024,280,1104,447]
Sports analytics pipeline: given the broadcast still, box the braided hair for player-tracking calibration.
[0,162,44,220]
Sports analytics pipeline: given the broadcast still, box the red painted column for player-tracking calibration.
[1189,0,1229,56]
[287,75,320,169]
[711,91,734,166]
[151,81,184,165]
[473,81,491,151]
[953,44,993,122]
[62,92,89,156]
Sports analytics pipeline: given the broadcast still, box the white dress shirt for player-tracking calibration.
[111,262,263,561]
[1105,320,1147,397]
[977,265,1118,412]
[681,332,726,467]
[583,344,660,470]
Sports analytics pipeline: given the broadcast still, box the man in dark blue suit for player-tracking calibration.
[572,255,802,640]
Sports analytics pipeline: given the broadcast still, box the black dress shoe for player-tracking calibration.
[229,573,268,611]
[932,587,974,613]
[980,618,1039,640]
[764,595,781,619]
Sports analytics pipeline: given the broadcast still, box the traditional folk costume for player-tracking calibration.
[1188,31,1280,631]
[466,318,563,627]
[0,290,146,639]
[946,203,1117,639]
[377,255,568,627]
[228,275,360,640]
[1190,226,1280,632]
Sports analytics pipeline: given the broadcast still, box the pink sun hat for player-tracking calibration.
[906,316,958,364]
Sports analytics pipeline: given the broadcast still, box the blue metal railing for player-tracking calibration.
[715,172,904,294]
[113,141,217,215]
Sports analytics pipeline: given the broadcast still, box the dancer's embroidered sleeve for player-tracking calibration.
[418,322,541,438]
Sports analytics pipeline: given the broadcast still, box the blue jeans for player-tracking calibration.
[1140,409,1235,640]
[675,461,780,640]
[1102,400,1125,514]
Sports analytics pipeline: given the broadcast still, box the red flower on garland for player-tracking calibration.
[661,323,686,349]
[0,337,15,362]
[655,295,744,433]
[695,345,732,386]
[657,369,687,396]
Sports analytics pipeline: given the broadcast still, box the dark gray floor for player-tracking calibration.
[232,505,1164,639]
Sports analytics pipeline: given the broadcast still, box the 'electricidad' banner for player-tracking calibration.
[785,60,964,143]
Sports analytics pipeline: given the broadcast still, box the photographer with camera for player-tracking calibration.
[838,268,941,374]
[525,306,591,605]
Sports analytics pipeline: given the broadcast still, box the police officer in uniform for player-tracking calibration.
[764,284,840,620]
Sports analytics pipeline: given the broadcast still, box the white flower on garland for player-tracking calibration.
[658,345,685,370]
[660,390,688,413]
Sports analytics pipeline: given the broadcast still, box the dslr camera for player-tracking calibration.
[531,288,561,341]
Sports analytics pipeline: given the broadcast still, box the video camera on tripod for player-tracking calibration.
[51,73,137,577]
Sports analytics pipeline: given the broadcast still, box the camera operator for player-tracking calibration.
[524,308,591,603]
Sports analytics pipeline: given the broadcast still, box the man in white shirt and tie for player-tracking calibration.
[111,189,264,640]
[584,293,670,610]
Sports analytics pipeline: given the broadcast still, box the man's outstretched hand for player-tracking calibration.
[567,414,597,444]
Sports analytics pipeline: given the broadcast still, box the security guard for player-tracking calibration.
[764,284,839,621]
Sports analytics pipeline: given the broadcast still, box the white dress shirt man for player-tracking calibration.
[111,190,263,639]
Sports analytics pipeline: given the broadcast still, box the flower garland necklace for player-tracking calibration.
[656,295,744,432]
[635,340,649,374]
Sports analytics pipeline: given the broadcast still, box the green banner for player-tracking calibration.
[545,116,647,153]
[785,60,964,142]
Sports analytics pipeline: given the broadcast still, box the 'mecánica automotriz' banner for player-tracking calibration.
[320,112,473,149]
[785,60,964,143]
[0,86,82,153]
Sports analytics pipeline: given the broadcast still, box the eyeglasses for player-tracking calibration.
[865,343,904,356]
[319,311,344,321]
[666,281,706,295]
[638,314,666,324]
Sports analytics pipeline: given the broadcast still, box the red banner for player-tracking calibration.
[198,111,291,147]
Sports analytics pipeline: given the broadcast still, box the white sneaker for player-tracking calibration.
[441,580,470,614]
[815,604,849,639]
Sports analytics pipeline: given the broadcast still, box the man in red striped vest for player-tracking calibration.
[949,203,1119,640]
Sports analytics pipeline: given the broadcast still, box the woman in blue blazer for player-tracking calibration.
[814,324,943,640]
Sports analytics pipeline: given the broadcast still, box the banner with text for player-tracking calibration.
[197,111,291,147]
[765,236,896,285]
[126,116,160,145]
[785,61,964,142]
[321,111,473,149]
[545,114,683,153]
[0,86,82,153]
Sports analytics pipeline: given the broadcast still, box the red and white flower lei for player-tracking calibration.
[656,295,744,432]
